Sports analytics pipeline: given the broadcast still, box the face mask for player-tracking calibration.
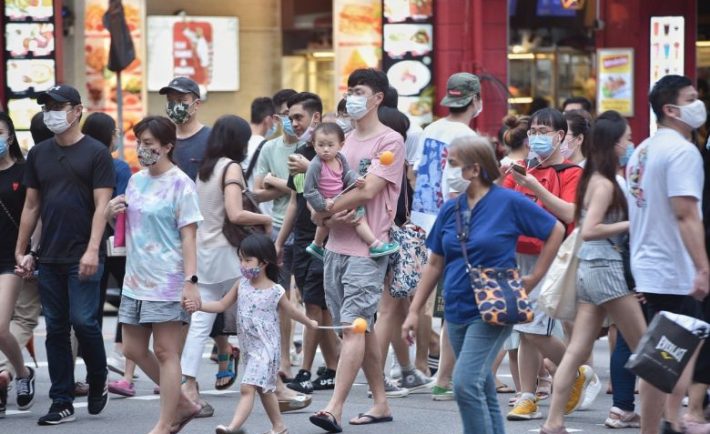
[137,146,161,167]
[240,265,261,280]
[619,143,634,167]
[165,101,195,125]
[445,165,470,193]
[346,95,371,120]
[529,134,556,160]
[280,115,296,137]
[298,120,316,144]
[0,137,8,157]
[336,118,353,134]
[672,100,707,129]
[560,139,575,159]
[473,100,483,118]
[43,110,72,135]
[265,122,277,138]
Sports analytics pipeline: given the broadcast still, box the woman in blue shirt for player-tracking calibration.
[402,136,564,434]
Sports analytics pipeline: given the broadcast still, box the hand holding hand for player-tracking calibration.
[182,283,202,313]
[14,254,35,278]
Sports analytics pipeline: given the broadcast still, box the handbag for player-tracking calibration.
[454,195,534,326]
[607,235,635,291]
[626,311,709,393]
[221,160,265,248]
[388,174,428,298]
[538,227,581,321]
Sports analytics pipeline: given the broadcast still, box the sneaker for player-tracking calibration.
[580,372,602,410]
[400,369,435,393]
[427,355,439,377]
[306,243,325,261]
[431,384,455,401]
[368,375,409,398]
[312,368,336,391]
[509,391,522,407]
[38,402,76,425]
[389,358,402,380]
[16,366,36,410]
[604,406,641,429]
[87,381,109,415]
[564,365,593,415]
[369,241,400,257]
[0,371,9,418]
[316,365,327,377]
[108,379,135,397]
[507,396,542,420]
[74,381,89,397]
[287,369,314,394]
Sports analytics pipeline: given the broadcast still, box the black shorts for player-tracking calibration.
[642,292,708,384]
[292,245,326,309]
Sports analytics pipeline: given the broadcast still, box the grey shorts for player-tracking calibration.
[118,295,190,326]
[513,253,558,336]
[323,251,388,331]
[577,259,632,305]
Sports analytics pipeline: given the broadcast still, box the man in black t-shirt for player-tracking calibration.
[15,85,115,425]
[275,143,340,394]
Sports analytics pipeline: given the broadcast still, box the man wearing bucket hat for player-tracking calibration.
[410,72,482,401]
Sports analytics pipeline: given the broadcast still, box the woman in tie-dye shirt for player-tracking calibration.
[106,116,203,434]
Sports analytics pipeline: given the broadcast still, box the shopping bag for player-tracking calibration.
[538,228,581,321]
[625,311,710,393]
[388,223,428,299]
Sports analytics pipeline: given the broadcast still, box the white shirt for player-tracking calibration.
[626,128,703,295]
[243,134,271,215]
[405,122,423,165]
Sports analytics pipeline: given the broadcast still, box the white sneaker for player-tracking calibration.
[604,406,641,428]
[106,352,126,376]
[580,372,602,410]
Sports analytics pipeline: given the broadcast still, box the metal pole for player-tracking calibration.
[116,70,124,160]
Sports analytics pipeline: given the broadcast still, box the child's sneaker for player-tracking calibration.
[369,241,400,257]
[306,243,325,261]
[108,379,136,397]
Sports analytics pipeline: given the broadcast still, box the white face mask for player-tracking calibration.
[445,164,470,193]
[336,117,354,134]
[346,95,371,120]
[671,100,707,129]
[298,118,317,144]
[43,109,73,135]
[473,99,483,118]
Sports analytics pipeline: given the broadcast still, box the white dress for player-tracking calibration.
[237,280,285,392]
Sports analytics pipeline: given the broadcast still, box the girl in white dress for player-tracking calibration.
[187,233,317,434]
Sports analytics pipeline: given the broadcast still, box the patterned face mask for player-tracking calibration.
[137,146,161,167]
[240,265,261,280]
[165,100,195,125]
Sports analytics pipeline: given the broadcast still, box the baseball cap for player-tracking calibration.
[159,77,201,99]
[36,84,82,105]
[440,73,481,108]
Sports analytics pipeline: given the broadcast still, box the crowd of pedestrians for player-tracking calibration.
[0,68,709,434]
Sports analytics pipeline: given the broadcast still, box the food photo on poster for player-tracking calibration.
[5,0,53,21]
[6,23,55,57]
[6,59,55,94]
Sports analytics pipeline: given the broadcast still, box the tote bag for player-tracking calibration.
[538,227,581,321]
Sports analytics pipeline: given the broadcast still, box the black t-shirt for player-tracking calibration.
[24,136,116,264]
[287,145,317,247]
[0,162,26,264]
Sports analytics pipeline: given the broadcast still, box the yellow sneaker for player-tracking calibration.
[565,365,593,415]
[507,396,542,420]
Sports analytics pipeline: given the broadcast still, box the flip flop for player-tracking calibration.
[309,411,343,433]
[496,384,515,393]
[349,413,394,426]
[170,405,201,434]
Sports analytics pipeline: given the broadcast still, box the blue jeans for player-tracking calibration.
[610,331,636,411]
[38,262,107,404]
[448,318,512,434]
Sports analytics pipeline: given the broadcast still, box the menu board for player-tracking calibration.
[597,48,634,117]
[333,0,383,104]
[146,16,239,92]
[84,0,145,170]
[4,0,58,154]
[649,16,684,135]
[382,0,434,126]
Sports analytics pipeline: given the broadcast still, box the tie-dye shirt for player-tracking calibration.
[122,166,203,302]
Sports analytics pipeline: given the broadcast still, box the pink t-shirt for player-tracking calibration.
[326,127,404,257]
[318,158,344,199]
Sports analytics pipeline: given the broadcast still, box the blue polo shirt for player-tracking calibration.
[427,185,557,324]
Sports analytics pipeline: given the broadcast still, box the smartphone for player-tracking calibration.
[512,164,527,176]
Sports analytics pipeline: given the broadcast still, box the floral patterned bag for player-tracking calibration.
[389,222,428,298]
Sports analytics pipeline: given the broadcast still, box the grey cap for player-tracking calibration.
[159,77,201,99]
[440,72,481,108]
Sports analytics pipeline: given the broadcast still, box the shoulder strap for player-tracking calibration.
[245,139,268,182]
[551,163,579,173]
[0,197,18,229]
[454,195,473,270]
[221,160,246,191]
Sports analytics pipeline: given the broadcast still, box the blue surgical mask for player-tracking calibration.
[265,122,277,138]
[346,95,370,120]
[529,134,556,160]
[619,143,634,167]
[0,137,8,157]
[240,265,261,280]
[280,115,296,138]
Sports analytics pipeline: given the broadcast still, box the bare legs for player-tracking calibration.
[435,323,455,389]
[375,289,411,372]
[0,274,30,379]
[223,384,286,433]
[302,305,339,372]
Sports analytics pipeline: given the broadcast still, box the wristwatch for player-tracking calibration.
[185,275,198,284]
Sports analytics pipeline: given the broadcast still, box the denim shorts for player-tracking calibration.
[118,295,190,326]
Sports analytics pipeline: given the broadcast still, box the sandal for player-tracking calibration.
[536,374,552,401]
[215,353,236,390]
[496,383,515,393]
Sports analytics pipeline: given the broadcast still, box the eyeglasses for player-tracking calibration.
[527,129,557,137]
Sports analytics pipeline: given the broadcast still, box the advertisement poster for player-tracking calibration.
[147,16,239,92]
[84,0,145,170]
[596,48,633,116]
[649,16,684,134]
[383,0,434,126]
[333,0,383,102]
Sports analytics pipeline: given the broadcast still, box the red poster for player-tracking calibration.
[172,21,213,86]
